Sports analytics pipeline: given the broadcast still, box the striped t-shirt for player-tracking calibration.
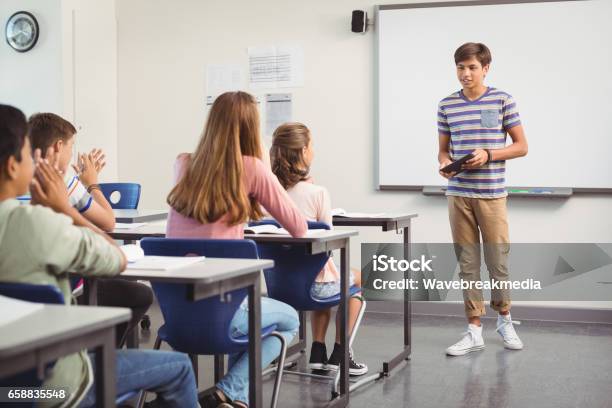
[18,168,93,212]
[437,87,521,199]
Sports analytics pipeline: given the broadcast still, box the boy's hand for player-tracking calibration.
[72,153,98,187]
[88,148,106,174]
[439,160,456,179]
[31,159,71,214]
[36,147,62,174]
[463,149,488,169]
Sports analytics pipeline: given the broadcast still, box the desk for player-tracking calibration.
[97,258,272,408]
[333,213,418,376]
[109,214,417,243]
[113,209,167,223]
[0,304,130,408]
[244,230,357,408]
[109,222,166,241]
[107,218,417,404]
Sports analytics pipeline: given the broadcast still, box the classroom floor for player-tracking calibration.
[137,303,612,408]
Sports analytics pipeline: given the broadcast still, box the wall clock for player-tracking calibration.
[5,11,39,52]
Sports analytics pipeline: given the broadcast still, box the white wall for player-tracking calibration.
[0,0,64,115]
[113,0,610,310]
[0,0,118,180]
[116,0,612,237]
[67,0,119,180]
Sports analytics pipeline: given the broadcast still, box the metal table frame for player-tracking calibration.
[332,213,418,376]
[81,258,272,408]
[244,231,359,408]
[0,305,130,408]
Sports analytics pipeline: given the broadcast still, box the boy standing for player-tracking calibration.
[437,43,528,356]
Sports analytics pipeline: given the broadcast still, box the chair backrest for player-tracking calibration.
[99,183,141,209]
[0,283,64,394]
[0,282,64,304]
[249,220,332,311]
[140,238,259,354]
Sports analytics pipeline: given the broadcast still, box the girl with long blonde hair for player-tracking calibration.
[167,91,307,408]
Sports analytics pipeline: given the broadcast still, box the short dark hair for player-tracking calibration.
[0,104,28,173]
[454,42,492,67]
[28,112,77,155]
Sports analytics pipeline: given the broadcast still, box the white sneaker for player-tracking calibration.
[496,313,523,350]
[446,324,485,356]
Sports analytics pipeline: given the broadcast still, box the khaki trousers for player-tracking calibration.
[448,196,511,318]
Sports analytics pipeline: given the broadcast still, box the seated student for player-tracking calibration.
[270,122,368,376]
[27,113,114,231]
[0,104,198,407]
[27,112,153,347]
[166,91,307,408]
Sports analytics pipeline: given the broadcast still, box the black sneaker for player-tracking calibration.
[326,343,368,376]
[308,341,328,370]
[200,392,246,408]
[199,392,223,408]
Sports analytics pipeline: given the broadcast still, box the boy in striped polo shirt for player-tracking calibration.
[19,113,115,232]
[26,113,154,348]
[437,43,528,356]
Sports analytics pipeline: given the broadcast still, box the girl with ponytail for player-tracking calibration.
[270,122,368,376]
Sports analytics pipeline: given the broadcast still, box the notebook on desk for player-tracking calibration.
[332,208,385,218]
[115,222,148,230]
[126,256,206,271]
[244,224,326,236]
[0,295,44,327]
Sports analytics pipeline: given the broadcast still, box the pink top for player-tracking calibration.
[286,181,339,283]
[166,154,307,239]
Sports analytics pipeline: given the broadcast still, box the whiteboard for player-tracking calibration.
[376,0,612,190]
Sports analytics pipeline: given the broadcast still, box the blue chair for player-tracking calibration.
[248,220,363,309]
[0,282,143,407]
[0,282,64,304]
[248,220,366,392]
[140,238,287,408]
[99,183,141,209]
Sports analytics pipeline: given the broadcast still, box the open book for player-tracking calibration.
[331,208,385,218]
[0,295,44,327]
[126,256,206,271]
[115,222,148,230]
[244,224,326,236]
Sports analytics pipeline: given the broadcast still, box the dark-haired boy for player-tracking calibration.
[437,43,528,356]
[0,104,198,407]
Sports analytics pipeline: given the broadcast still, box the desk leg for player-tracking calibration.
[95,327,116,408]
[285,310,307,358]
[214,354,225,383]
[330,239,349,407]
[126,328,139,349]
[248,277,262,408]
[382,221,412,376]
[83,278,98,306]
[403,223,412,357]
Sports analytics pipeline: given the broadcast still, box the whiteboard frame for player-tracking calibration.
[374,0,612,194]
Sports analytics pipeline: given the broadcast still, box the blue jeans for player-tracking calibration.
[310,270,356,299]
[217,297,299,405]
[80,349,198,407]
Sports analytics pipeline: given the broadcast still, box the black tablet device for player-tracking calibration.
[440,153,474,174]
